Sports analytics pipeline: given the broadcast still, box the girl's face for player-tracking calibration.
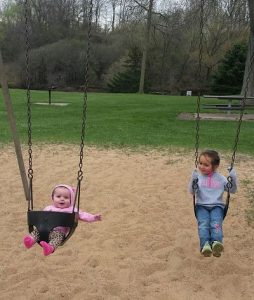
[198,154,218,175]
[53,187,71,208]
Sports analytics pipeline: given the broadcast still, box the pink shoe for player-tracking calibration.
[23,235,35,249]
[40,241,54,256]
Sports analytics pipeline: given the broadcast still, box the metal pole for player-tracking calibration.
[48,89,51,105]
[0,50,29,200]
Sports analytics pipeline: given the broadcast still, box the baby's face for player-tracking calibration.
[53,187,71,208]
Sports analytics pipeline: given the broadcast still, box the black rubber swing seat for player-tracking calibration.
[27,210,79,244]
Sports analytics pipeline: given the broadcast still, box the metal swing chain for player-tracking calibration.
[75,0,93,211]
[193,0,205,193]
[194,0,205,169]
[226,40,254,191]
[24,0,33,210]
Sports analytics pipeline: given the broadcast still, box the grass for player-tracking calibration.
[1,89,254,155]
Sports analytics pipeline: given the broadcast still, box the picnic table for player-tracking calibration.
[203,95,254,114]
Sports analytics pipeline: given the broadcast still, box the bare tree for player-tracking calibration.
[107,0,118,31]
[139,0,153,93]
[94,0,105,29]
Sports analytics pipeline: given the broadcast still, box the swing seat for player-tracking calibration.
[27,211,79,244]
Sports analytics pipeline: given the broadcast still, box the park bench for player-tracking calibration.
[202,95,254,114]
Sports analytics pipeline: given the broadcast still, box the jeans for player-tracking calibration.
[196,205,224,249]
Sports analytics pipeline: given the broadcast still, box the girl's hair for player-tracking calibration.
[199,149,220,167]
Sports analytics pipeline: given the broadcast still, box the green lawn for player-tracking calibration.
[1,89,254,155]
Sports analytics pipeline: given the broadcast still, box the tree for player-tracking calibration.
[0,1,24,62]
[138,0,153,93]
[108,0,118,31]
[107,46,150,92]
[211,42,247,94]
[0,0,251,93]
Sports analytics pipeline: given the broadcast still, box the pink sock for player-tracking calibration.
[23,235,35,249]
[40,241,54,256]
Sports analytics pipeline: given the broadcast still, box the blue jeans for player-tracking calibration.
[196,205,224,249]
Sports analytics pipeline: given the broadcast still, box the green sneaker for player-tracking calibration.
[212,241,224,257]
[201,242,212,257]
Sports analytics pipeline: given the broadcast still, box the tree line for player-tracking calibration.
[0,0,252,95]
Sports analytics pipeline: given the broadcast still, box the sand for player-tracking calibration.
[0,145,254,300]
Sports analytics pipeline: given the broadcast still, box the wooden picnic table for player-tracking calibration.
[203,95,254,114]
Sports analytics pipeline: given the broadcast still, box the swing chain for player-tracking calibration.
[194,0,205,168]
[194,96,201,168]
[192,178,199,192]
[229,43,254,171]
[24,0,33,210]
[77,0,93,183]
[226,175,233,190]
[24,0,33,181]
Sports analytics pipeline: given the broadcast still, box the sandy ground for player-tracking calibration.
[0,145,254,300]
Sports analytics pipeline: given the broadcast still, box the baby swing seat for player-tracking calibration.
[27,211,79,244]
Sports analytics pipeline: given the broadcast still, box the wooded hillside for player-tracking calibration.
[0,0,251,94]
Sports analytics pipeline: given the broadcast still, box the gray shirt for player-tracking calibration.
[188,170,237,208]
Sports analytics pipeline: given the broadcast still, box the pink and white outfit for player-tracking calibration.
[23,184,101,256]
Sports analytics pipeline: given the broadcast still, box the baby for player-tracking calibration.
[23,184,101,256]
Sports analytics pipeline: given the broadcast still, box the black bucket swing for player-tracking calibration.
[24,0,93,245]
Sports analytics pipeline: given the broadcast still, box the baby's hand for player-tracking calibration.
[94,214,102,221]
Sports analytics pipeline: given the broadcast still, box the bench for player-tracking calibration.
[203,95,254,114]
[202,104,254,110]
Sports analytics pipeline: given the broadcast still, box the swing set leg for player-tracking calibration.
[0,50,29,201]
